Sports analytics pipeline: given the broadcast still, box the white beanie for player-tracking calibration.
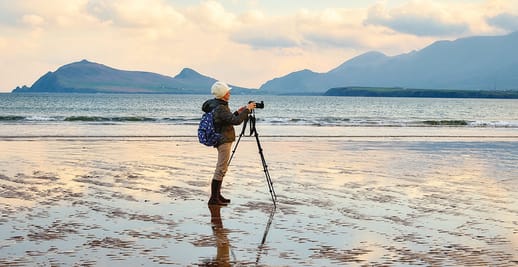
[211,81,231,98]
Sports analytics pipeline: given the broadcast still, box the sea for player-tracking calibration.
[0,93,517,138]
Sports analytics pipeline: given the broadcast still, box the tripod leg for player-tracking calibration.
[253,130,277,206]
[228,132,242,167]
[228,115,250,167]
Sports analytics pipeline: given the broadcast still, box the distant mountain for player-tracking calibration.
[12,60,254,94]
[260,31,518,94]
[12,32,518,95]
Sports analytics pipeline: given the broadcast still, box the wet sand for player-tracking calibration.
[0,137,517,266]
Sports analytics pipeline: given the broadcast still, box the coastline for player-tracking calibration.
[1,136,517,266]
[324,87,518,99]
[1,124,518,139]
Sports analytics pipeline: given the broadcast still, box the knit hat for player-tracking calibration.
[211,81,231,98]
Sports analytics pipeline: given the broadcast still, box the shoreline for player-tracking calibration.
[325,87,518,99]
[1,124,518,140]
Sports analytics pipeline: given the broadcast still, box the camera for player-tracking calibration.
[250,101,264,109]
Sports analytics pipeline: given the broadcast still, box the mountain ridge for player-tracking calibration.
[12,60,254,94]
[260,31,518,94]
[12,32,518,94]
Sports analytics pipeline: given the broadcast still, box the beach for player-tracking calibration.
[0,135,517,266]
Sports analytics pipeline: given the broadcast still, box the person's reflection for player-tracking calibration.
[203,204,231,266]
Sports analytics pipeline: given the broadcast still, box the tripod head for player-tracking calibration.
[242,100,263,136]
[241,110,258,136]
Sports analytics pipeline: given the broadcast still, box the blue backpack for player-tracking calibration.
[198,109,222,146]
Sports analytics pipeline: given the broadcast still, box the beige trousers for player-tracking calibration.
[213,142,232,181]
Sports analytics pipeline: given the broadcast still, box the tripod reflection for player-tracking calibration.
[256,207,276,265]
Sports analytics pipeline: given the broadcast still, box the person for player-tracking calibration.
[202,81,256,205]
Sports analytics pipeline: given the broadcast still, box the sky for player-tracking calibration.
[1,0,518,92]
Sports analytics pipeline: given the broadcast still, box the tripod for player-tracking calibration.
[228,110,277,207]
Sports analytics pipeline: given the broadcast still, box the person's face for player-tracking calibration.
[222,91,230,101]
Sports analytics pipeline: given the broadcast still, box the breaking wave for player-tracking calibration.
[1,115,517,128]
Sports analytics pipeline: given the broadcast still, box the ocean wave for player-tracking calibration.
[0,115,160,122]
[1,115,517,128]
[0,116,25,121]
[421,120,469,126]
[0,115,61,121]
[64,116,156,122]
[259,117,518,128]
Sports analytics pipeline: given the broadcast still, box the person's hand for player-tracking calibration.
[247,102,256,111]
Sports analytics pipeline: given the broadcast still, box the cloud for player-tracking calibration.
[230,12,300,49]
[86,0,116,22]
[364,1,469,36]
[85,0,186,29]
[229,7,369,50]
[185,0,236,32]
[228,5,433,52]
[21,14,46,27]
[295,8,368,49]
[231,30,299,49]
[487,13,518,32]
[302,32,364,49]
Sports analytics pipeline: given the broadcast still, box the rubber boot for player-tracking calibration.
[208,180,227,206]
[218,183,231,204]
[219,194,231,204]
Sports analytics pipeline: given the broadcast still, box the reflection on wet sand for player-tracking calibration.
[201,204,277,266]
[255,206,276,265]
[201,205,231,266]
